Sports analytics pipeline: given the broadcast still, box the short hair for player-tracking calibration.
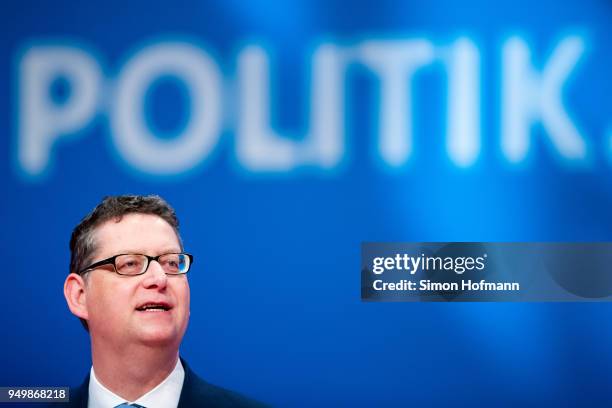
[69,194,183,331]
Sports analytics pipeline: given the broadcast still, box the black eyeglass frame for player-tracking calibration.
[78,253,194,276]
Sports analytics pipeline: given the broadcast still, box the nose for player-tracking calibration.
[141,259,168,290]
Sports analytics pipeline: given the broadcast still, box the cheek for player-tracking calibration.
[174,280,190,315]
[87,279,132,322]
[180,284,191,331]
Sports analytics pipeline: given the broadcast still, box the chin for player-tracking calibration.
[136,328,181,347]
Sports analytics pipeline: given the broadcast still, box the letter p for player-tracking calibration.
[18,45,102,176]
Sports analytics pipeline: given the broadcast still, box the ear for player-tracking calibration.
[64,273,89,321]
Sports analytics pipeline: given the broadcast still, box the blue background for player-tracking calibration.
[1,0,611,406]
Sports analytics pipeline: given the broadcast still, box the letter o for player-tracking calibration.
[111,42,222,175]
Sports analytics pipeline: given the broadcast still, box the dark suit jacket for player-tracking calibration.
[59,358,267,408]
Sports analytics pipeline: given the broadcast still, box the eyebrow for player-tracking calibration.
[97,248,183,259]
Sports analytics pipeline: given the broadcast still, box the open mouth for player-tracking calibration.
[135,302,172,312]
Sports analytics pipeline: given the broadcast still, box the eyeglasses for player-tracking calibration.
[79,253,193,276]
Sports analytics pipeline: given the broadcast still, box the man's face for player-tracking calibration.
[84,213,190,349]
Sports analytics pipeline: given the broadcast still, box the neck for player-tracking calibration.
[91,340,179,401]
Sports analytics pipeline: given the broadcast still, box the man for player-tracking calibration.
[63,195,265,408]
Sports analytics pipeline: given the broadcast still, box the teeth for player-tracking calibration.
[138,304,169,311]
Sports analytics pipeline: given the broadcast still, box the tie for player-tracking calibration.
[114,404,146,408]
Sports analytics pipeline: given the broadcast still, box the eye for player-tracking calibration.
[160,254,183,273]
[116,255,145,274]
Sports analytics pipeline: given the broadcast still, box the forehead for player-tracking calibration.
[92,213,181,258]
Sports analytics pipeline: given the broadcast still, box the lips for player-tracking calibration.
[135,301,172,312]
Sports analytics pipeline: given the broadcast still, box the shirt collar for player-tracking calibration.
[88,358,185,408]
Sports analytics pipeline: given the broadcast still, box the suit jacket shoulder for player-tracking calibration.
[178,358,268,408]
[69,373,89,408]
[49,358,267,408]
